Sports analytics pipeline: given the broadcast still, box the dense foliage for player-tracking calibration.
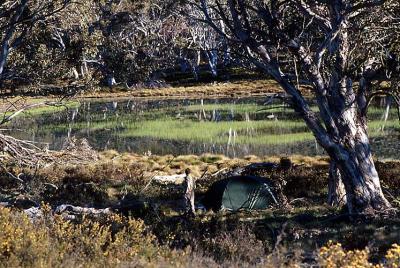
[0,0,235,92]
[0,0,399,93]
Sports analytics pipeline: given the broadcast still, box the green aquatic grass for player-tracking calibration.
[40,113,399,147]
[12,99,400,149]
[366,107,399,120]
[185,103,310,115]
[219,132,314,145]
[117,117,397,145]
[185,103,263,113]
[28,102,80,116]
[368,119,399,128]
[1,101,80,119]
[41,118,125,133]
[119,119,309,144]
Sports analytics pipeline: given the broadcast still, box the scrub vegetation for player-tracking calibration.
[1,206,400,267]
[1,152,400,267]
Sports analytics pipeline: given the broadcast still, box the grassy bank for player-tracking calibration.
[0,98,79,119]
[0,79,287,105]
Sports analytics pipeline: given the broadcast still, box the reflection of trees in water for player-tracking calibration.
[4,125,399,158]
[64,135,323,158]
[5,97,400,158]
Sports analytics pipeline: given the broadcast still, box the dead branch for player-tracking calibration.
[0,134,99,170]
[0,133,52,166]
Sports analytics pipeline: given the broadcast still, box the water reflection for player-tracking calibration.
[4,96,399,159]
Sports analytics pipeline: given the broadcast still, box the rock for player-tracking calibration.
[24,207,43,220]
[0,202,10,207]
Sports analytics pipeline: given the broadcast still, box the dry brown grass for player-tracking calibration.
[84,79,289,99]
[0,79,314,112]
[1,151,395,209]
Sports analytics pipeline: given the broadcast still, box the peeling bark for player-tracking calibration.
[328,161,346,207]
[335,121,391,214]
[183,169,196,216]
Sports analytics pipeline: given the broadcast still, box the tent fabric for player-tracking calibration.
[202,175,277,211]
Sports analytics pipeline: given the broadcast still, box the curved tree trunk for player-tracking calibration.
[326,108,391,214]
[254,44,391,214]
[196,0,393,216]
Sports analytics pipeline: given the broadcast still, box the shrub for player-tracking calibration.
[319,241,400,268]
[0,207,161,267]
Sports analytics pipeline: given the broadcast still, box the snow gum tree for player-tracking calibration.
[193,0,400,214]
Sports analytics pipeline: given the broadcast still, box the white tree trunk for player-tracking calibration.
[184,170,196,216]
[327,104,390,214]
[380,96,392,131]
[0,1,28,77]
[328,161,346,207]
[72,68,79,80]
[206,49,218,77]
[191,50,201,81]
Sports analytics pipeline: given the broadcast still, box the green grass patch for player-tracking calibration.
[118,119,309,144]
[0,101,80,119]
[185,103,263,113]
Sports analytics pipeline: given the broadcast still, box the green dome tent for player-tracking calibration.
[202,176,278,211]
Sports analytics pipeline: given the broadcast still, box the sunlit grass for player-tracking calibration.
[0,101,80,119]
[367,106,399,120]
[8,98,400,152]
[118,119,309,144]
[369,119,399,128]
[224,132,314,145]
[39,108,399,147]
[185,103,263,113]
[115,117,398,145]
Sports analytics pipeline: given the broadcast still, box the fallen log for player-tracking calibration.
[55,204,112,216]
[1,200,151,221]
[141,173,186,192]
[152,174,186,185]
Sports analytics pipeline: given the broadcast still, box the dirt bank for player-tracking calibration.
[0,79,313,113]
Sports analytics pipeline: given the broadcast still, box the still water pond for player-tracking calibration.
[5,97,400,158]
